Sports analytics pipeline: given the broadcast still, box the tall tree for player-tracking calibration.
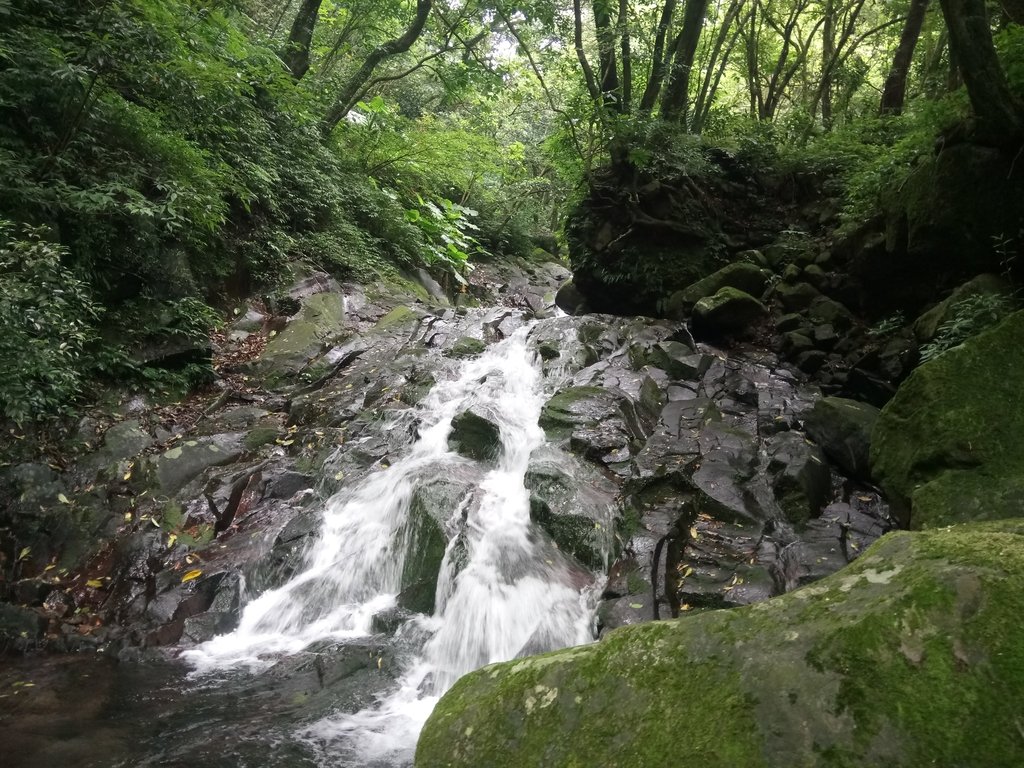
[659,0,712,122]
[281,0,324,80]
[938,0,1024,140]
[879,0,931,115]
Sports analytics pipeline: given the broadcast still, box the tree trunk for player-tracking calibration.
[281,0,325,80]
[938,0,1024,140]
[593,0,622,110]
[659,0,711,123]
[321,0,433,135]
[619,0,632,113]
[879,0,930,115]
[573,0,602,103]
[638,0,679,113]
[820,0,835,125]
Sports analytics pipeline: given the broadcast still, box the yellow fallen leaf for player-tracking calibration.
[167,534,177,549]
[86,579,103,588]
[181,569,203,583]
[689,525,698,540]
[57,493,71,505]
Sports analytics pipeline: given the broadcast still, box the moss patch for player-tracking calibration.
[871,310,1024,528]
[417,522,1024,768]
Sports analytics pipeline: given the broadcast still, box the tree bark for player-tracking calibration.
[573,0,603,103]
[321,0,433,135]
[659,0,711,122]
[638,0,678,113]
[593,0,622,110]
[880,0,930,115]
[619,0,632,113]
[938,0,1024,140]
[281,0,325,80]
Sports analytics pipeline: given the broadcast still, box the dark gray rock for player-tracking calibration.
[448,407,502,462]
[804,396,880,480]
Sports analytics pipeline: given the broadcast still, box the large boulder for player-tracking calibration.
[803,397,880,480]
[448,407,502,463]
[692,287,768,339]
[417,521,1024,768]
[666,262,771,317]
[871,310,1024,528]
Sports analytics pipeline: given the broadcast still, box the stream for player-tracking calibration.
[0,265,892,766]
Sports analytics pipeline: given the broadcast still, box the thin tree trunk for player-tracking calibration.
[593,0,622,110]
[619,0,632,113]
[321,0,433,135]
[821,0,835,124]
[281,0,324,80]
[638,0,679,113]
[693,10,748,132]
[574,0,602,103]
[880,0,930,115]
[692,0,744,124]
[659,0,711,122]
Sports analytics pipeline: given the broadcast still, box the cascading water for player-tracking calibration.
[182,320,608,766]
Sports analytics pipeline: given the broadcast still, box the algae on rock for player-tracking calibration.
[416,521,1024,768]
[871,310,1024,528]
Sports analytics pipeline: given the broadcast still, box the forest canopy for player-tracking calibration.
[1,0,1022,422]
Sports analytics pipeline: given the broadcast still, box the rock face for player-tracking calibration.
[872,310,1024,529]
[448,407,502,462]
[417,521,1024,768]
[803,397,879,480]
[667,262,770,316]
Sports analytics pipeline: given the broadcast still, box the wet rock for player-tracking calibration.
[766,431,831,526]
[803,397,879,480]
[445,337,486,359]
[692,287,768,339]
[232,307,267,333]
[448,407,502,462]
[418,521,1024,768]
[0,604,44,651]
[632,341,711,381]
[525,451,617,569]
[540,387,648,467]
[150,435,245,495]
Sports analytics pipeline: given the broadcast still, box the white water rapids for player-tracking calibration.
[182,322,606,765]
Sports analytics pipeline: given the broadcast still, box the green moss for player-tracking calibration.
[871,310,1024,528]
[244,426,281,451]
[416,522,1024,768]
[374,306,422,330]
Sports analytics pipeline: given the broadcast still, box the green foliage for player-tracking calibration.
[0,223,98,424]
[405,197,487,284]
[919,293,1015,363]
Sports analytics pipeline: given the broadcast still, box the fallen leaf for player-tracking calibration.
[57,493,71,505]
[86,579,103,588]
[181,569,203,583]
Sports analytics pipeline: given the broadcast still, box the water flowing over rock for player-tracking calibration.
[1,261,895,767]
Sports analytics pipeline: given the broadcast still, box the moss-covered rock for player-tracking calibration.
[448,408,501,462]
[259,292,349,371]
[912,273,1016,343]
[417,521,1024,768]
[445,337,487,359]
[666,262,771,317]
[692,287,768,338]
[871,310,1024,528]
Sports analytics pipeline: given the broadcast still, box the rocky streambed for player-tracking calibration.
[0,254,908,766]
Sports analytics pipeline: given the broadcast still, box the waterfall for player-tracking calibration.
[182,322,605,765]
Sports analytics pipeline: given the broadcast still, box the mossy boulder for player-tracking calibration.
[448,407,501,462]
[913,273,1016,343]
[150,435,245,494]
[871,310,1024,528]
[417,521,1024,768]
[445,337,487,359]
[804,397,879,481]
[692,287,768,338]
[666,262,770,317]
[259,292,348,370]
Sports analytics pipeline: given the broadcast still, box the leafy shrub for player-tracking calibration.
[919,293,1015,363]
[0,223,99,423]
